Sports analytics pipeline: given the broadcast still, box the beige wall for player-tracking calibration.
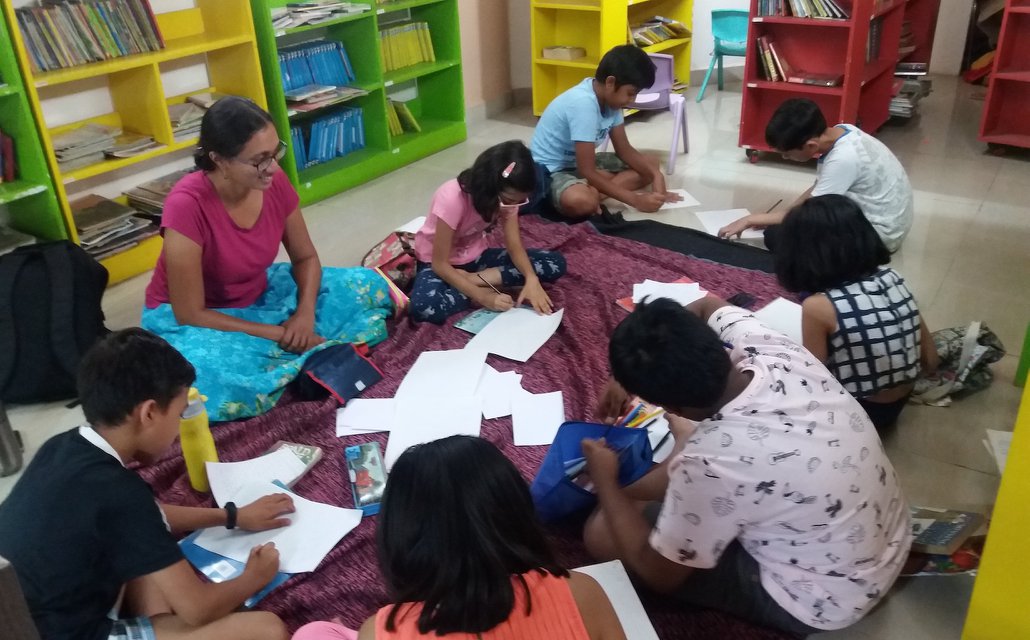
[458,0,513,111]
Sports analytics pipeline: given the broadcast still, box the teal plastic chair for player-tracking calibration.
[696,10,750,103]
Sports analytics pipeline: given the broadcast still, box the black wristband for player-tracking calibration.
[225,501,238,530]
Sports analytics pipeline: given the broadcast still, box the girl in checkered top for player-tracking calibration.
[773,194,938,430]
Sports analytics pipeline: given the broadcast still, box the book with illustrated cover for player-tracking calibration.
[264,441,324,485]
[71,194,137,232]
[786,71,843,87]
[910,506,986,556]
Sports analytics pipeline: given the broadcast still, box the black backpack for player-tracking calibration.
[0,241,109,403]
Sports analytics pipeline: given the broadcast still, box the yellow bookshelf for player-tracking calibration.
[530,0,693,115]
[2,0,267,285]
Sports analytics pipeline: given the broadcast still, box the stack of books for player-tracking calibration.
[630,16,690,47]
[122,168,191,221]
[0,226,35,257]
[755,36,842,86]
[379,22,436,72]
[0,129,15,183]
[285,85,368,117]
[104,132,159,159]
[270,2,371,31]
[15,0,165,74]
[386,100,420,136]
[290,106,365,169]
[757,0,849,19]
[278,40,357,94]
[51,123,120,173]
[890,77,930,118]
[71,194,158,259]
[168,102,206,142]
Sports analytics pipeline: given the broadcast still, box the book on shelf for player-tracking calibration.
[272,2,371,30]
[0,130,15,183]
[786,71,843,86]
[392,101,421,133]
[385,101,402,136]
[756,36,780,82]
[910,507,986,556]
[185,91,229,110]
[867,17,883,62]
[71,193,157,259]
[17,1,165,74]
[122,168,192,220]
[168,102,206,141]
[287,87,368,116]
[104,132,159,159]
[278,41,357,95]
[758,0,848,19]
[630,16,690,47]
[52,122,120,172]
[379,22,436,72]
[292,106,365,168]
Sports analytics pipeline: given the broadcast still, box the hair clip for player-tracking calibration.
[501,162,516,178]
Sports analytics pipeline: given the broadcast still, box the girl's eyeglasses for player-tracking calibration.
[242,140,287,173]
[498,195,530,209]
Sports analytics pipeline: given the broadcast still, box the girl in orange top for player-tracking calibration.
[293,436,626,640]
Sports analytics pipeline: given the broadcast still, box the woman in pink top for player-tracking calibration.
[142,97,392,420]
[409,141,566,324]
[292,436,626,640]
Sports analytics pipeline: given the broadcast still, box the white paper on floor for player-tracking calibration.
[335,398,397,436]
[384,395,484,469]
[631,279,707,306]
[573,560,659,640]
[511,390,565,446]
[658,188,701,210]
[395,216,425,234]
[205,449,309,508]
[394,349,487,402]
[694,209,764,240]
[465,307,564,362]
[752,297,804,345]
[194,481,362,573]
[983,429,1013,474]
[475,365,524,419]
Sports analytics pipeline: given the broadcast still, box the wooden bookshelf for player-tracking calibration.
[978,0,1030,151]
[530,0,693,116]
[250,0,467,206]
[739,0,906,161]
[2,0,267,284]
[0,9,63,242]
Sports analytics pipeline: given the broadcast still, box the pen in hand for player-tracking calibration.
[477,272,503,296]
[765,199,783,213]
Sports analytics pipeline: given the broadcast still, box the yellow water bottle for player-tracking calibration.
[180,388,218,492]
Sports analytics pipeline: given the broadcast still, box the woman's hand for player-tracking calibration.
[237,493,295,531]
[516,277,553,314]
[718,215,756,239]
[280,309,324,353]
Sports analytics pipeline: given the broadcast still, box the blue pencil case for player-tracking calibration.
[530,421,653,523]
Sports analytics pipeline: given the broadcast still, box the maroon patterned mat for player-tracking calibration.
[141,217,794,639]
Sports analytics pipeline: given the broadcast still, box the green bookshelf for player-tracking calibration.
[0,10,64,241]
[250,0,467,206]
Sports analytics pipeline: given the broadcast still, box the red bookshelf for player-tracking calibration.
[739,0,906,161]
[899,0,940,67]
[979,0,1030,151]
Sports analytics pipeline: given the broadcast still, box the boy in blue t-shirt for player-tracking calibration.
[0,329,294,640]
[530,45,680,219]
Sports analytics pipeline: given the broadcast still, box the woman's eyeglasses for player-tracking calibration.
[242,140,287,173]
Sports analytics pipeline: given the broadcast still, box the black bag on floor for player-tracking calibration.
[0,241,109,403]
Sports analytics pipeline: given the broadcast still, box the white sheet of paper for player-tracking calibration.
[753,297,804,344]
[985,429,1013,474]
[695,209,764,239]
[574,560,659,640]
[384,395,483,469]
[631,280,706,306]
[476,366,524,420]
[511,390,565,446]
[205,449,309,508]
[465,308,564,362]
[335,398,397,436]
[658,188,701,210]
[395,216,425,234]
[394,349,487,402]
[646,415,674,463]
[194,481,362,573]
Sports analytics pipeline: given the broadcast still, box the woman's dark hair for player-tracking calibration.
[457,140,536,221]
[610,298,730,410]
[765,98,827,152]
[194,96,274,171]
[378,435,566,635]
[774,194,892,293]
[78,328,196,427]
